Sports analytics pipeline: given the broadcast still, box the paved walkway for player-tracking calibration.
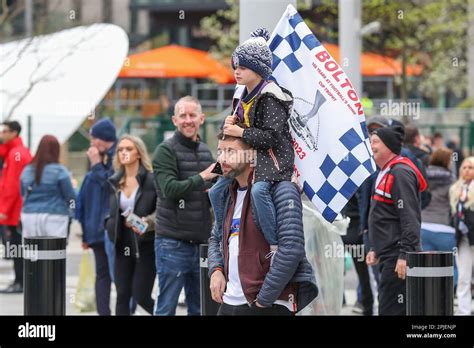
[2,222,469,315]
[0,222,186,316]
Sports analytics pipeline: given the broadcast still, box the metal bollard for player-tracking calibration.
[406,251,454,315]
[23,236,67,315]
[199,244,220,316]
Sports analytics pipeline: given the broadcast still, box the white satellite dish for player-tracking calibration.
[0,24,129,152]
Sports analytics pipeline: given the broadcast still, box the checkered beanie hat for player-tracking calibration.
[231,28,273,80]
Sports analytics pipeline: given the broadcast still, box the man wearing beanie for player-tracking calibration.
[76,117,117,315]
[366,124,427,315]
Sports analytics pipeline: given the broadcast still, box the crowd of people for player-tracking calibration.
[343,117,473,316]
[0,28,473,316]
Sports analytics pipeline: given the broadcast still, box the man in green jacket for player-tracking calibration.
[152,95,217,316]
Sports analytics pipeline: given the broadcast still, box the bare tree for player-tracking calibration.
[1,25,102,120]
[1,0,68,41]
[0,0,25,28]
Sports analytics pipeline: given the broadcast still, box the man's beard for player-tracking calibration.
[223,162,247,179]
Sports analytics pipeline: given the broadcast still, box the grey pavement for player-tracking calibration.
[4,222,468,316]
[0,222,389,316]
[0,221,360,316]
[0,221,186,316]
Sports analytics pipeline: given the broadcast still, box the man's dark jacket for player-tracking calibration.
[208,179,318,311]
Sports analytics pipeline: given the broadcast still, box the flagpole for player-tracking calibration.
[221,98,241,140]
[339,0,362,96]
[224,0,296,141]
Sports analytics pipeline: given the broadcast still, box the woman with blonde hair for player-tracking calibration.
[106,134,157,315]
[450,156,474,315]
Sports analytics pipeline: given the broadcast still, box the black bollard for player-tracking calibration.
[199,244,220,316]
[406,251,454,315]
[23,236,67,315]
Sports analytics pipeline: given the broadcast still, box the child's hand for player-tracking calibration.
[223,124,244,138]
[225,115,239,125]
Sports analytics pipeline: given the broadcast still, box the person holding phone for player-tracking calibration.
[106,134,157,315]
[151,96,217,316]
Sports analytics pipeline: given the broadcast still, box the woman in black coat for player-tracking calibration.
[106,135,157,315]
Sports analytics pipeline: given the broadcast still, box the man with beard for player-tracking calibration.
[207,130,318,315]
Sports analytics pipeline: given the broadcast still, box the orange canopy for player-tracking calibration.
[119,43,420,84]
[119,45,235,84]
[324,42,422,76]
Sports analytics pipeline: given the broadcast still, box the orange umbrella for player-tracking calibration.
[119,45,235,84]
[324,42,422,76]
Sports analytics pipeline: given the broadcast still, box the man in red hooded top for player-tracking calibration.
[0,121,32,294]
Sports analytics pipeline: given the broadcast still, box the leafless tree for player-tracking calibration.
[1,25,102,120]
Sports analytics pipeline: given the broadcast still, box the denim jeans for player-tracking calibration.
[208,176,233,238]
[154,236,201,316]
[420,228,458,285]
[250,181,277,246]
[209,177,277,246]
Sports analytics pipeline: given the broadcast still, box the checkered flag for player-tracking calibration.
[269,4,376,222]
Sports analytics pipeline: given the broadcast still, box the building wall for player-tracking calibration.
[47,0,140,35]
[81,0,103,24]
[111,0,131,33]
[47,0,74,15]
[136,8,149,36]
